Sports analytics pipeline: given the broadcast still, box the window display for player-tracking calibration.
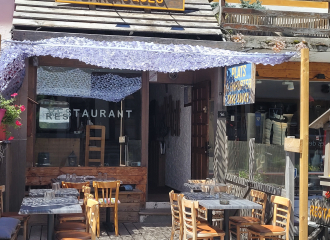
[34,67,142,167]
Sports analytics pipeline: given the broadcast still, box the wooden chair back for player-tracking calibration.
[271,195,291,240]
[86,199,99,240]
[250,189,267,224]
[93,181,120,208]
[61,181,90,200]
[182,197,199,240]
[82,186,92,212]
[0,185,4,216]
[169,190,183,228]
[188,180,206,184]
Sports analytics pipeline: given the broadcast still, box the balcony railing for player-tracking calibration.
[220,7,330,37]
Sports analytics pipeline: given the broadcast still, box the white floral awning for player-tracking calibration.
[0,37,295,99]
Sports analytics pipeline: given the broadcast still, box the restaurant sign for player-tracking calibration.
[224,63,256,106]
[55,0,185,11]
[310,198,330,226]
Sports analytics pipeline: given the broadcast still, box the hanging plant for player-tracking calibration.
[0,93,25,140]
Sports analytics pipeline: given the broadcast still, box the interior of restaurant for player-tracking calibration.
[227,79,330,194]
[34,67,142,168]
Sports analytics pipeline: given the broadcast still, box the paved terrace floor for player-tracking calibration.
[17,215,174,240]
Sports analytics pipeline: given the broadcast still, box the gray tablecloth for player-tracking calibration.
[29,189,79,198]
[183,192,239,201]
[19,197,82,215]
[184,182,227,190]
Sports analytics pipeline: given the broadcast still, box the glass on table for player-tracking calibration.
[98,172,102,180]
[66,173,70,181]
[72,173,77,181]
[103,173,107,180]
[44,190,55,201]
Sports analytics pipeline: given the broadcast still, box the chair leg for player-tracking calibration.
[179,226,183,240]
[170,227,175,240]
[97,211,100,237]
[236,225,240,240]
[114,207,118,236]
[24,220,28,240]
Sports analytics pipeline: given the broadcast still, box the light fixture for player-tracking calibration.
[282,81,294,91]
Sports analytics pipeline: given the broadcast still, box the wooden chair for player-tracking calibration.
[61,181,90,200]
[229,189,267,240]
[182,197,225,240]
[93,181,120,237]
[169,190,184,240]
[198,185,230,228]
[58,186,92,223]
[247,195,291,240]
[56,199,99,240]
[0,185,30,240]
[55,191,94,233]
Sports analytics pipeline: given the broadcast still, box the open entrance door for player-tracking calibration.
[191,81,210,179]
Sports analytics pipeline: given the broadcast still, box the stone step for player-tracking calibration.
[139,208,171,223]
[145,201,170,209]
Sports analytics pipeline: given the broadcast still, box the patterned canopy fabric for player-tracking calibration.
[0,37,295,99]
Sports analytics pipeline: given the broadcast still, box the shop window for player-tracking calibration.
[226,80,330,194]
[34,67,142,167]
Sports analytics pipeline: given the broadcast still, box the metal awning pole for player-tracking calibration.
[299,47,309,240]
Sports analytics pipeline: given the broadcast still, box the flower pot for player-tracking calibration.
[0,109,6,124]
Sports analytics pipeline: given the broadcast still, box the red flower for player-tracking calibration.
[20,105,26,112]
[8,136,14,141]
[11,93,18,97]
[15,120,22,127]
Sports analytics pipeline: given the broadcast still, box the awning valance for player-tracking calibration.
[0,37,295,99]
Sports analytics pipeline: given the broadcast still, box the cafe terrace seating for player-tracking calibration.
[229,189,267,240]
[55,199,99,240]
[182,197,225,240]
[58,185,91,223]
[93,180,120,237]
[0,185,30,240]
[55,189,94,233]
[0,217,21,240]
[247,195,291,240]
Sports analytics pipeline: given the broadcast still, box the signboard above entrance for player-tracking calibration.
[224,63,256,106]
[55,0,185,11]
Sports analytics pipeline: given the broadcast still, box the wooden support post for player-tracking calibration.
[299,48,309,240]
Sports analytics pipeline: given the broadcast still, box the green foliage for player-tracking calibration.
[0,94,25,137]
[293,40,301,44]
[240,0,266,10]
[239,169,249,179]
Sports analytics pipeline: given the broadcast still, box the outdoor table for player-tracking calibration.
[29,188,79,198]
[52,176,122,186]
[183,192,262,240]
[18,197,82,240]
[184,182,227,191]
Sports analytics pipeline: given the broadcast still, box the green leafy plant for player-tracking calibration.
[239,169,249,179]
[0,93,25,140]
[240,0,266,10]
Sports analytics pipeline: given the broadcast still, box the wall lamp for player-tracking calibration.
[282,81,294,91]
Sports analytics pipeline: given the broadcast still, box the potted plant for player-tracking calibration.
[0,93,25,141]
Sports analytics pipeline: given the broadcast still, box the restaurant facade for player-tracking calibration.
[0,0,295,221]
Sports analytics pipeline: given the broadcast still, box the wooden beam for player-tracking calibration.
[222,23,330,35]
[141,71,149,169]
[299,48,309,240]
[223,7,330,18]
[256,62,330,81]
[12,30,238,51]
